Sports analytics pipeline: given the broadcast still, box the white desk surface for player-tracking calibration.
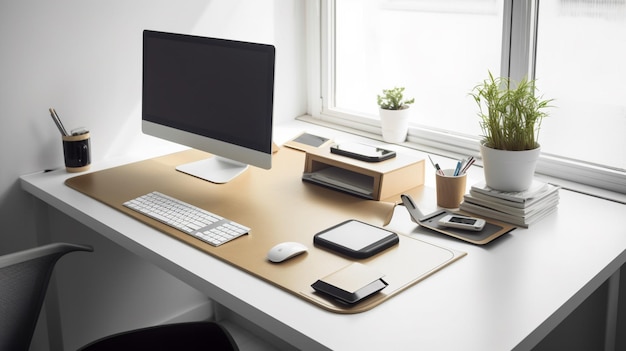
[21,121,626,350]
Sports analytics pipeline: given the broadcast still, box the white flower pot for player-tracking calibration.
[379,107,410,143]
[480,143,541,192]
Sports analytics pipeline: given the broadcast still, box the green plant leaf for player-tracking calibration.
[469,72,554,151]
[377,86,415,110]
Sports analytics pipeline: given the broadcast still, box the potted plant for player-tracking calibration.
[377,87,415,143]
[470,72,553,191]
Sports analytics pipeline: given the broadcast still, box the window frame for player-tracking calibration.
[305,0,626,196]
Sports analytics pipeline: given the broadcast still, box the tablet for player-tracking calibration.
[330,142,396,162]
[313,220,399,259]
[292,132,330,147]
[284,132,333,151]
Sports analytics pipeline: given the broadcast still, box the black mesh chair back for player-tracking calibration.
[1,242,239,351]
[0,242,93,351]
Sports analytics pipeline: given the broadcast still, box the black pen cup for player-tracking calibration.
[62,132,91,172]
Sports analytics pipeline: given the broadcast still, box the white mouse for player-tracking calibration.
[267,242,308,263]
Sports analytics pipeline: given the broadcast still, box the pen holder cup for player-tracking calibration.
[435,169,467,209]
[62,132,91,172]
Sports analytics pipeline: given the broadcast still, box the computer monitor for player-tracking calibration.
[142,30,275,183]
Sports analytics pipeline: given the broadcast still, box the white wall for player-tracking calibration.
[0,0,306,349]
[0,0,306,253]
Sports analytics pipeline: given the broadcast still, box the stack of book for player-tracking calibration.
[460,180,560,227]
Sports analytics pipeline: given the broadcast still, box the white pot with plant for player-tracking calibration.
[377,87,414,143]
[470,72,553,192]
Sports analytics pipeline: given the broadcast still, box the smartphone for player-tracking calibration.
[437,214,486,231]
[330,142,396,162]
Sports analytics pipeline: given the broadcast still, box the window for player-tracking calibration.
[535,0,626,170]
[334,0,502,137]
[307,0,626,194]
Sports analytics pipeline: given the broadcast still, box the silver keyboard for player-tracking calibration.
[123,191,249,246]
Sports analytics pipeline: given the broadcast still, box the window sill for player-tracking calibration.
[296,114,626,205]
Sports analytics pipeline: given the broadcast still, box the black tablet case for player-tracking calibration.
[311,262,388,305]
[313,220,399,259]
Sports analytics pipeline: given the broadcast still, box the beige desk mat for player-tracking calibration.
[65,147,465,313]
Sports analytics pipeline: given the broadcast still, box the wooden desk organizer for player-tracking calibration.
[304,147,425,201]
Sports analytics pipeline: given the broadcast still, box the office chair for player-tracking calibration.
[0,242,239,351]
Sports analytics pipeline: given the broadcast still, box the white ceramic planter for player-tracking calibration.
[379,107,410,143]
[480,143,541,192]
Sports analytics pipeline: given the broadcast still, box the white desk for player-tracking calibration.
[20,124,626,350]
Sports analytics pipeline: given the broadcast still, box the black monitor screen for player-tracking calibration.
[142,30,275,154]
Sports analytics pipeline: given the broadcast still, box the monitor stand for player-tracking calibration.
[176,156,248,184]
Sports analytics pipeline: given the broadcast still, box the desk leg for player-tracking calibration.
[605,269,620,351]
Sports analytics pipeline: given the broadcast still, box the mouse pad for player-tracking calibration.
[65,147,465,313]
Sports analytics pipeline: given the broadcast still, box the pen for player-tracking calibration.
[427,155,445,176]
[453,161,462,176]
[459,157,469,172]
[48,108,69,136]
[460,157,475,174]
[52,108,69,136]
